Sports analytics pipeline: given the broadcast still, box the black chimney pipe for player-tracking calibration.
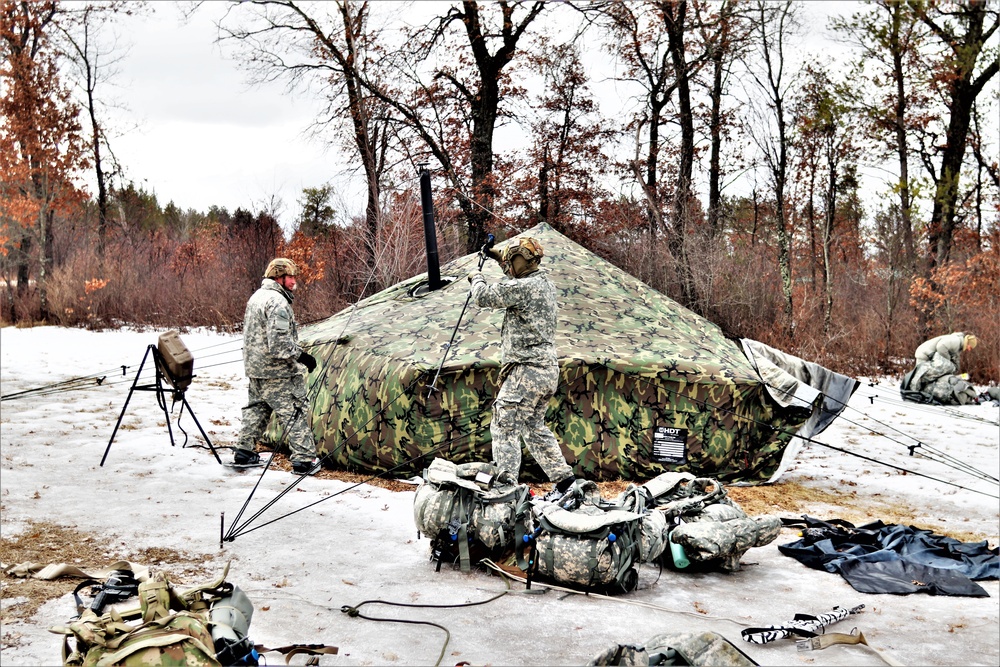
[419,167,443,291]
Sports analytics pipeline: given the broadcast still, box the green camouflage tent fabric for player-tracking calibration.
[291,223,810,483]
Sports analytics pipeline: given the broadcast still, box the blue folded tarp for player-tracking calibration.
[778,516,998,597]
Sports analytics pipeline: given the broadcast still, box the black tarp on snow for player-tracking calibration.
[778,516,999,597]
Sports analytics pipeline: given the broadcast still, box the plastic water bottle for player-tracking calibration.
[669,537,690,569]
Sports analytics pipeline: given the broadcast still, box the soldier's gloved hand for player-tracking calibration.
[297,351,317,372]
[468,271,483,284]
[479,233,498,263]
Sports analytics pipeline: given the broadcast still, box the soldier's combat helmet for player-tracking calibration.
[264,258,298,279]
[500,237,544,278]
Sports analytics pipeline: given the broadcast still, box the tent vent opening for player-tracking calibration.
[410,277,458,298]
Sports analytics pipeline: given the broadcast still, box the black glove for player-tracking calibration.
[479,234,499,263]
[297,351,317,372]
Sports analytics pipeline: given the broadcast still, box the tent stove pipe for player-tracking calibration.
[419,165,443,291]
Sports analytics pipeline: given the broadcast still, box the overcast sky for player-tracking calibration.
[102,2,345,226]
[98,1,855,230]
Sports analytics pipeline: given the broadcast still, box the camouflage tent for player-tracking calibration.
[297,223,814,484]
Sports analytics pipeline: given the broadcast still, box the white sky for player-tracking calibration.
[95,1,865,230]
[102,2,348,225]
[1,325,998,665]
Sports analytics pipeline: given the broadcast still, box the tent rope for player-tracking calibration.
[804,389,997,484]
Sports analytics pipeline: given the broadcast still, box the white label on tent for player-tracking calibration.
[652,426,687,463]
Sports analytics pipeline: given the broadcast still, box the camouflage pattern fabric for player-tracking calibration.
[291,223,809,483]
[907,332,977,405]
[469,268,558,366]
[470,266,571,483]
[239,279,316,462]
[670,515,781,572]
[75,612,221,667]
[534,531,623,588]
[921,374,979,405]
[491,363,574,483]
[238,376,316,463]
[242,279,305,379]
[51,570,231,667]
[588,631,758,666]
[530,498,643,592]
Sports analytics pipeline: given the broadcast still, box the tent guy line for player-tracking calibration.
[813,391,998,484]
[223,371,435,542]
[859,389,1000,427]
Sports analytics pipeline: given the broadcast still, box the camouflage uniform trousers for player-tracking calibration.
[236,375,317,463]
[491,363,574,483]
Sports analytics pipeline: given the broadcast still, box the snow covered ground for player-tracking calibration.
[1,326,997,666]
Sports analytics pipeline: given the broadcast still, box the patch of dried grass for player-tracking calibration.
[1,521,213,624]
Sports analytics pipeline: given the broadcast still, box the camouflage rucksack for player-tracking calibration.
[50,567,238,667]
[521,480,644,594]
[588,631,758,666]
[51,564,339,667]
[632,472,780,572]
[413,458,530,572]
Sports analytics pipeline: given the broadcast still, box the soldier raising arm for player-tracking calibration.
[469,238,577,497]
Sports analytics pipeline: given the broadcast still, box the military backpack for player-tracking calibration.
[413,458,530,572]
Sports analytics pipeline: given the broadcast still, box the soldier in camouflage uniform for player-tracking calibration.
[470,238,576,494]
[234,258,321,474]
[905,332,979,405]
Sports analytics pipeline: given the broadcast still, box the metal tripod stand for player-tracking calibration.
[101,344,222,466]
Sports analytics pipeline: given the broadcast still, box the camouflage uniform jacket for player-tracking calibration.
[914,332,966,368]
[470,269,558,367]
[242,279,304,379]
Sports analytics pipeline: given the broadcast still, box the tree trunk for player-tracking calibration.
[664,1,699,309]
[918,0,998,268]
[889,2,915,272]
[707,45,724,239]
[805,163,816,292]
[39,208,54,321]
[78,55,110,256]
[822,140,837,336]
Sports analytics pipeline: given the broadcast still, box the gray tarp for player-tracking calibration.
[740,340,860,483]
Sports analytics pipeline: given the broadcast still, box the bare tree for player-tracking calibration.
[910,0,998,268]
[593,1,674,237]
[516,37,609,234]
[795,64,861,334]
[55,1,137,255]
[699,0,754,240]
[743,0,799,338]
[216,0,393,270]
[832,0,925,274]
[358,0,546,252]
